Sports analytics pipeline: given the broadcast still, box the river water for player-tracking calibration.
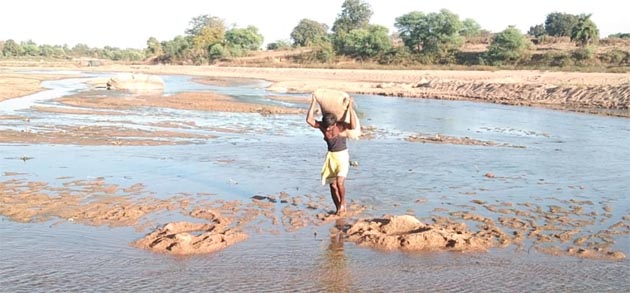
[1,72,629,292]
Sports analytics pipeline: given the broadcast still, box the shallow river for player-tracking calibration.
[1,72,629,292]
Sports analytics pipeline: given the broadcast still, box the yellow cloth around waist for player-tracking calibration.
[321,149,349,185]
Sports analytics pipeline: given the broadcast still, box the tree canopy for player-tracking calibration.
[331,0,373,34]
[486,26,531,65]
[460,18,482,37]
[395,9,463,62]
[290,19,329,47]
[544,12,579,37]
[336,25,391,59]
[571,14,599,47]
[225,26,264,51]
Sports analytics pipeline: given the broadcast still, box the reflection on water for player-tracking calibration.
[1,72,629,291]
[319,219,350,292]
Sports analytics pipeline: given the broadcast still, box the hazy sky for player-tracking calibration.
[2,0,628,49]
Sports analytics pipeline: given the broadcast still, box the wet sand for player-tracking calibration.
[0,71,81,102]
[56,91,303,114]
[2,174,627,259]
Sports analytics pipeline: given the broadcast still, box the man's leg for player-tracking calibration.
[329,183,340,212]
[336,176,346,215]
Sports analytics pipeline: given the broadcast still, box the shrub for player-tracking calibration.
[486,26,531,65]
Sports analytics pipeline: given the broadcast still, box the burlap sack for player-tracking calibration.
[312,88,361,139]
[107,73,164,91]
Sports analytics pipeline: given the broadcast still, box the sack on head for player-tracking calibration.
[312,88,361,139]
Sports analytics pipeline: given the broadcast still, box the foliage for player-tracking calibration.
[267,40,292,50]
[544,12,579,37]
[71,43,92,57]
[336,25,391,59]
[21,40,40,56]
[314,42,335,63]
[160,36,191,62]
[98,47,144,61]
[191,17,226,50]
[571,46,595,62]
[571,14,599,47]
[331,0,373,34]
[2,39,23,57]
[186,15,218,36]
[225,26,264,50]
[608,33,630,39]
[486,26,531,65]
[460,18,482,37]
[294,42,335,63]
[528,24,546,37]
[290,19,329,47]
[395,9,463,63]
[38,44,66,58]
[377,46,413,65]
[145,37,163,57]
[598,49,630,65]
[208,44,227,62]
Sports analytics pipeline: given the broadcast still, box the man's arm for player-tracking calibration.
[347,97,357,130]
[306,96,320,128]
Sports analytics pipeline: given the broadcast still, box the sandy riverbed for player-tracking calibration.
[1,65,629,258]
[2,65,629,116]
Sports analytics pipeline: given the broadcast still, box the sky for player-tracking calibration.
[1,0,628,49]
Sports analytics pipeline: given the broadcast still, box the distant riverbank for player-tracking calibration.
[2,64,629,117]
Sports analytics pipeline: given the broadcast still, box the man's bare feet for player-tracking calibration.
[336,205,347,216]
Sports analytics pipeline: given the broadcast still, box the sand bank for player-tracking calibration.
[2,175,627,259]
[85,65,630,117]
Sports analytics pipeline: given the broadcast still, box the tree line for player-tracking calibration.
[2,0,628,68]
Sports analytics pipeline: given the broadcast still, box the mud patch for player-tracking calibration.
[536,246,626,261]
[57,91,303,114]
[345,215,508,252]
[132,220,248,255]
[405,133,524,148]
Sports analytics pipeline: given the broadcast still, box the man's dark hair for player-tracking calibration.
[321,113,337,129]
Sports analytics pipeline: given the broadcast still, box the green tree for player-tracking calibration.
[225,26,264,50]
[208,44,226,62]
[2,39,24,56]
[395,9,463,62]
[337,25,391,58]
[267,40,292,50]
[38,44,55,57]
[331,0,373,34]
[39,45,66,58]
[161,36,191,62]
[571,14,599,47]
[21,40,40,56]
[145,37,163,57]
[186,15,217,36]
[608,33,630,39]
[394,11,425,52]
[189,16,226,50]
[460,18,482,37]
[528,24,546,37]
[71,43,91,57]
[486,26,531,65]
[544,12,579,37]
[290,19,329,47]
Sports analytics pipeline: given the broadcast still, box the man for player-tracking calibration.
[306,95,357,215]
